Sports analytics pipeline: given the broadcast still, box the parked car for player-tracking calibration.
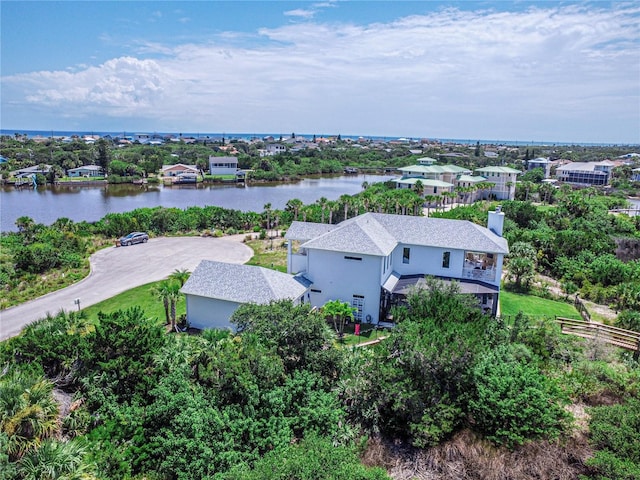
[117,232,149,246]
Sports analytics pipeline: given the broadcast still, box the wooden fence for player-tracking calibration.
[556,317,640,353]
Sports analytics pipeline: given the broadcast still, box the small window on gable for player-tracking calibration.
[403,247,410,264]
[442,251,450,268]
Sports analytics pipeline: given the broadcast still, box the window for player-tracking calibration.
[403,247,410,264]
[442,251,450,268]
[352,295,364,322]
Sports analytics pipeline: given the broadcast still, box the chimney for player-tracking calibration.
[488,205,505,237]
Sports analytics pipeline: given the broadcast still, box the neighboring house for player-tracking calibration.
[67,165,103,177]
[556,161,614,186]
[285,209,508,321]
[134,133,150,143]
[395,164,471,197]
[263,144,287,156]
[395,177,454,196]
[13,165,52,178]
[417,157,437,166]
[527,157,552,178]
[398,164,472,184]
[632,168,640,182]
[456,174,489,202]
[181,261,310,330]
[209,156,238,175]
[161,164,199,177]
[474,166,520,200]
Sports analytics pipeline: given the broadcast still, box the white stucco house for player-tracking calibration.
[209,156,238,176]
[181,209,509,330]
[286,209,508,321]
[474,166,520,200]
[181,261,310,330]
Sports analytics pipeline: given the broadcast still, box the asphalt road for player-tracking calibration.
[0,237,253,341]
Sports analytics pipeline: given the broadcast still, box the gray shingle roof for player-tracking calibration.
[285,221,339,241]
[301,214,398,256]
[181,260,309,303]
[300,213,508,256]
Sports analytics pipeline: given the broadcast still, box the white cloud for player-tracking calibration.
[284,8,316,19]
[2,4,639,142]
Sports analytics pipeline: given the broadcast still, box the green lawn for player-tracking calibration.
[81,281,184,325]
[500,290,581,319]
[245,238,288,272]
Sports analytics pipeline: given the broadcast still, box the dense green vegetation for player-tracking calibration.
[2,143,640,477]
[2,279,639,478]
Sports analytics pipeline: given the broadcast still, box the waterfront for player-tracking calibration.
[0,174,393,232]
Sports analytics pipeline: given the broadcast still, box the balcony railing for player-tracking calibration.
[462,266,496,282]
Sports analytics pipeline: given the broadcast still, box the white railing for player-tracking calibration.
[462,267,496,282]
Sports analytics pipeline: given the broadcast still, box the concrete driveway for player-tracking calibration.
[0,237,252,340]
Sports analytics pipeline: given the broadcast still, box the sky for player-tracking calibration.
[1,1,639,144]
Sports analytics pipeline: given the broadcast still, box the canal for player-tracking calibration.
[0,174,394,232]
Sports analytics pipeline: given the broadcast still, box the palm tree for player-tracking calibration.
[327,200,337,224]
[414,179,425,198]
[317,197,328,223]
[339,194,352,221]
[0,373,59,460]
[169,268,190,287]
[151,280,172,325]
[17,439,96,480]
[167,281,182,330]
[285,198,303,221]
[424,195,435,216]
[322,300,355,340]
[263,203,272,238]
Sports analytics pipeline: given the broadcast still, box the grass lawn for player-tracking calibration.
[245,237,288,272]
[339,323,391,347]
[500,290,581,319]
[81,281,184,325]
[80,237,285,325]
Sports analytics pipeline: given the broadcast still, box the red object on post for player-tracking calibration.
[355,324,360,336]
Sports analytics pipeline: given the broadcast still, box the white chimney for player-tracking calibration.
[488,205,505,237]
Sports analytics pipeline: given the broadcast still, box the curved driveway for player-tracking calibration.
[0,237,252,340]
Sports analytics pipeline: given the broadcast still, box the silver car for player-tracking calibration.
[118,232,149,246]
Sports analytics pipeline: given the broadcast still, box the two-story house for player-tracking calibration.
[556,160,614,186]
[209,156,238,176]
[395,164,472,197]
[285,209,508,321]
[181,209,509,330]
[474,166,520,200]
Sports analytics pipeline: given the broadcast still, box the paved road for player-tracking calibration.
[0,237,252,340]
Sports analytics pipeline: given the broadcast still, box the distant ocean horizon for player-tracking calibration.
[1,129,635,147]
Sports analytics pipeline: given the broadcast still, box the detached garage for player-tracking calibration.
[181,260,310,330]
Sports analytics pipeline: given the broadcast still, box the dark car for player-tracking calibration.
[117,232,149,246]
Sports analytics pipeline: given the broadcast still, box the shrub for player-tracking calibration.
[586,399,640,479]
[469,344,571,448]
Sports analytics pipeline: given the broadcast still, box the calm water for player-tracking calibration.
[0,174,393,232]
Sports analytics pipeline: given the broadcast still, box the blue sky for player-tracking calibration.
[1,1,639,143]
